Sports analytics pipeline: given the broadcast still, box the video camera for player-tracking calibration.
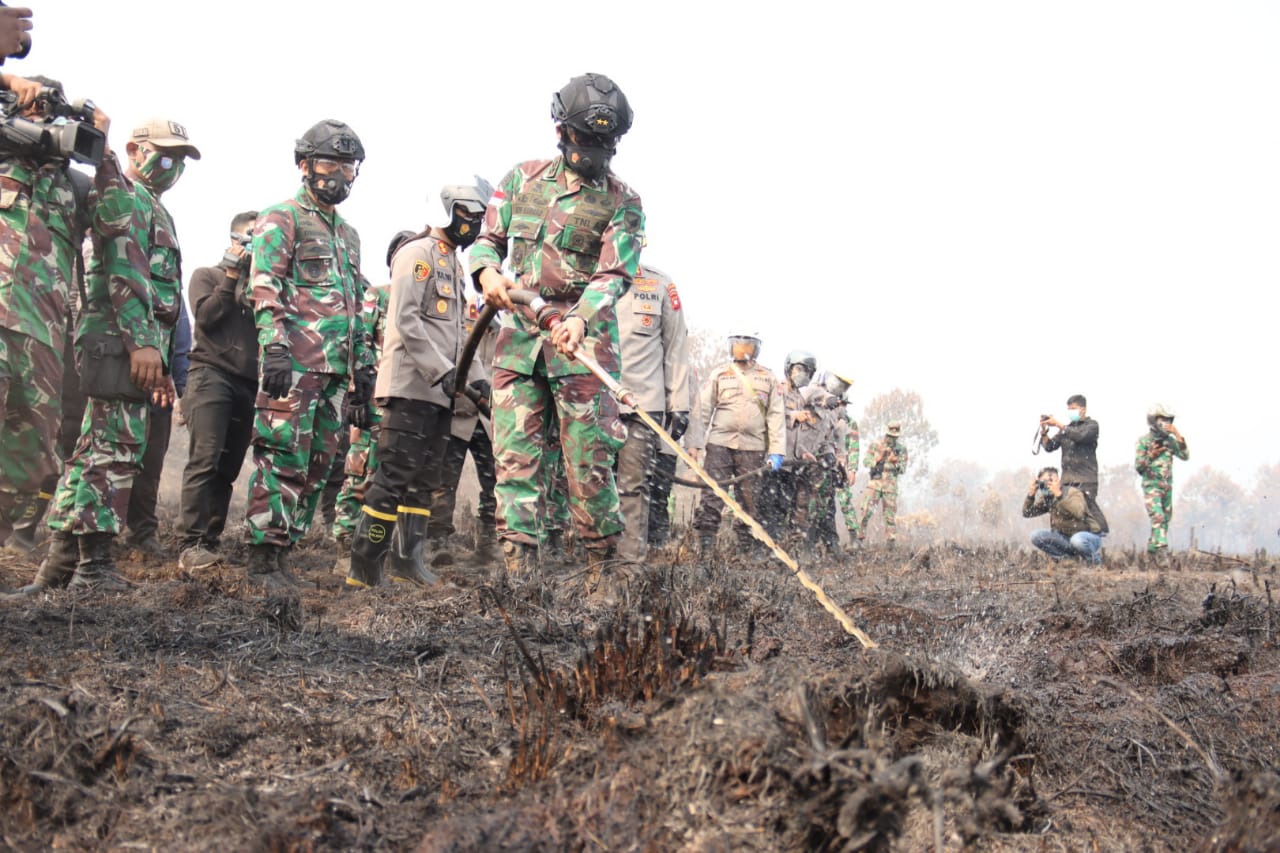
[0,87,106,166]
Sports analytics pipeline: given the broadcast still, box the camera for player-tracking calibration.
[0,86,106,166]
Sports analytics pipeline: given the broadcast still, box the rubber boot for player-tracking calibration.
[345,509,394,589]
[246,543,298,589]
[386,508,439,587]
[68,532,130,592]
[4,491,51,555]
[10,530,78,596]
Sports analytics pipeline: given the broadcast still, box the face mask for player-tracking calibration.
[137,148,185,194]
[445,210,483,248]
[559,128,614,182]
[306,162,354,205]
[789,365,812,387]
[1068,409,1082,423]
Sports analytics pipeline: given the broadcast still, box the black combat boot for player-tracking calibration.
[9,530,78,596]
[246,543,297,589]
[473,526,497,563]
[4,491,51,555]
[386,509,439,587]
[346,510,394,589]
[69,532,130,592]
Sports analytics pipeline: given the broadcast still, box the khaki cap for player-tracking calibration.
[130,117,201,160]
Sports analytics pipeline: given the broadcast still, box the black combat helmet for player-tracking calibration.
[784,350,818,377]
[294,119,365,164]
[550,73,633,140]
[386,229,415,269]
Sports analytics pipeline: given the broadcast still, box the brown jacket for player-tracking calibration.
[1022,486,1104,536]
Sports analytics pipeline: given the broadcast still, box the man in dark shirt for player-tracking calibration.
[1040,393,1099,498]
[176,211,259,570]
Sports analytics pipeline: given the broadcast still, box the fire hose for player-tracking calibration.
[493,289,875,649]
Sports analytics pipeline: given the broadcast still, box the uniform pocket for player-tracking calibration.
[295,240,334,284]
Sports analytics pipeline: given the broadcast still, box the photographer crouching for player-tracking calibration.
[1022,466,1108,565]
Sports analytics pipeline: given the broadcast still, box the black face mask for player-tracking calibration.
[559,128,615,181]
[306,166,352,205]
[445,211,482,248]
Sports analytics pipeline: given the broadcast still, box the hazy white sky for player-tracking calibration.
[33,1,1280,491]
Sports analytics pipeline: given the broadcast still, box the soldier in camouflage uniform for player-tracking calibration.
[34,117,196,591]
[244,120,374,587]
[470,73,644,591]
[0,75,119,554]
[344,180,491,588]
[857,422,908,543]
[801,371,854,553]
[1134,403,1188,562]
[331,230,413,548]
[834,395,861,544]
[615,264,689,562]
[693,332,786,555]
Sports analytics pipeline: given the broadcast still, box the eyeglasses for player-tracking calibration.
[313,157,360,179]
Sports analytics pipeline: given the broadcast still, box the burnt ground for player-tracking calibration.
[0,531,1277,852]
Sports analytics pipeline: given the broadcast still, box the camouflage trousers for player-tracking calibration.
[46,396,149,536]
[244,371,346,547]
[0,328,62,523]
[332,416,382,539]
[797,464,840,550]
[492,366,625,549]
[858,477,899,541]
[537,407,571,543]
[837,483,861,536]
[1142,477,1173,552]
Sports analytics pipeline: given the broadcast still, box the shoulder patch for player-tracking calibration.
[414,260,430,282]
[666,281,681,311]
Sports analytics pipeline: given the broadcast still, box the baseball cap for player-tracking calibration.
[130,117,201,160]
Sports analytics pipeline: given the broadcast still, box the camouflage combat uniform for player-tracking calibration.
[835,412,861,537]
[47,178,180,536]
[332,282,388,539]
[1134,428,1188,553]
[693,359,785,548]
[244,187,371,547]
[0,154,123,526]
[857,433,908,542]
[614,265,689,561]
[469,155,644,554]
[799,385,846,551]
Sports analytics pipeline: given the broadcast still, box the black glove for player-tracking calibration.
[666,411,690,442]
[436,367,458,395]
[261,344,293,399]
[346,398,372,429]
[467,378,492,401]
[351,366,375,409]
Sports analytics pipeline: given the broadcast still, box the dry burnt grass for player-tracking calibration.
[0,534,1277,852]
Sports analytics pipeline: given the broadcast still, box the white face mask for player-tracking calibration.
[1067,408,1082,423]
